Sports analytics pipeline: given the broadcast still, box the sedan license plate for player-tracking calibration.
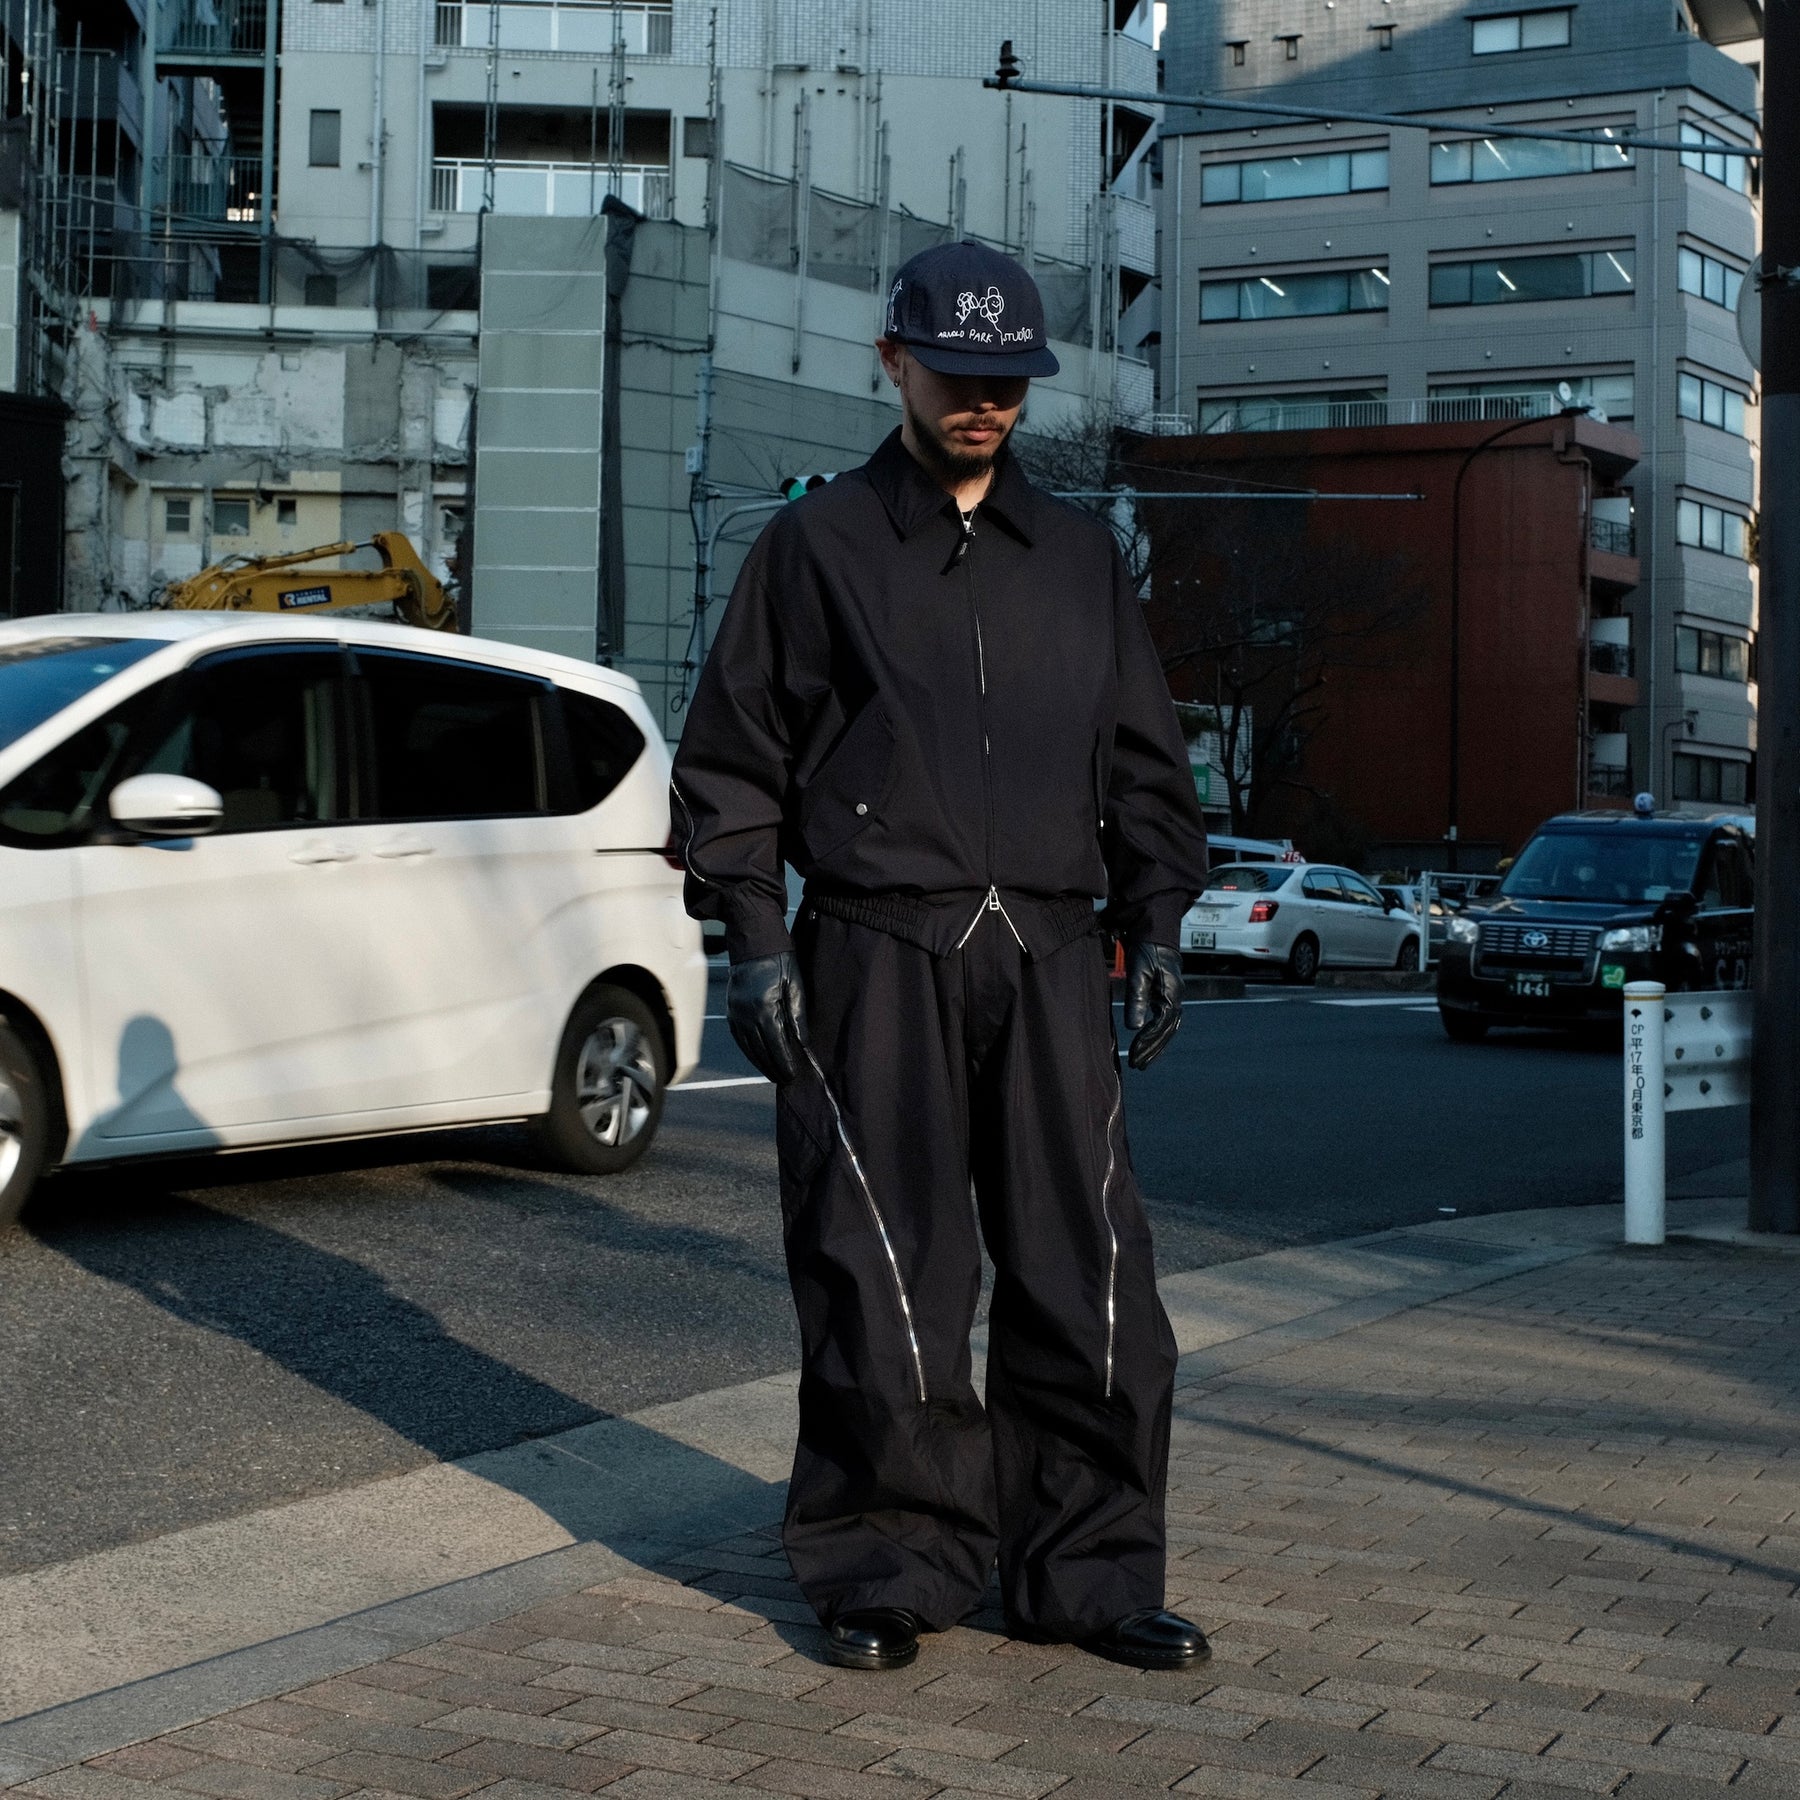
[1190,931,1216,950]
[1510,972,1553,1000]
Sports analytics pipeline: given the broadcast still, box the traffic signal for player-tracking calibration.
[782,473,837,501]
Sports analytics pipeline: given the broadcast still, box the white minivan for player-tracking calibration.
[0,614,706,1228]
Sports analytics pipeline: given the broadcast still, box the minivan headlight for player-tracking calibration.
[1601,924,1662,953]
[1447,916,1479,945]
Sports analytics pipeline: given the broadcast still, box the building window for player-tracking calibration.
[682,115,713,159]
[1200,266,1390,323]
[1471,9,1573,54]
[163,496,192,535]
[1431,128,1632,184]
[1276,33,1300,58]
[1202,147,1388,205]
[1673,753,1750,806]
[1372,23,1395,49]
[1678,372,1750,436]
[1676,498,1750,559]
[1429,248,1635,307]
[1676,625,1752,682]
[303,273,338,306]
[1678,246,1747,309]
[309,110,342,168]
[1680,123,1753,195]
[277,497,298,527]
[1226,39,1247,65]
[214,496,252,536]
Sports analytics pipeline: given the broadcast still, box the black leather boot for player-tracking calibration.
[1083,1608,1210,1670]
[824,1606,921,1671]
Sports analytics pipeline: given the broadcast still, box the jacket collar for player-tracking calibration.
[866,427,1042,546]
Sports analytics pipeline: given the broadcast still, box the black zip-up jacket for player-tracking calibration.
[671,428,1209,963]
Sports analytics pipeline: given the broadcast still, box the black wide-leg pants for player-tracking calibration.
[775,909,1179,1638]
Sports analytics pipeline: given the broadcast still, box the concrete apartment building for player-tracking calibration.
[1157,0,1763,817]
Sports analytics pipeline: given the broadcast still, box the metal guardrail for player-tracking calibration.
[1198,391,1563,436]
[163,0,268,55]
[1623,984,1750,1244]
[432,0,671,53]
[155,154,267,223]
[1588,641,1634,677]
[1590,516,1637,556]
[431,159,671,219]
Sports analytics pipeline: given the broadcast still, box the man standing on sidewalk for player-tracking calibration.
[672,241,1210,1674]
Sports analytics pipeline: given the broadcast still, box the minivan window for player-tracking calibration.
[1204,864,1293,892]
[0,637,163,752]
[357,650,547,819]
[138,647,347,831]
[561,688,645,812]
[1502,831,1702,904]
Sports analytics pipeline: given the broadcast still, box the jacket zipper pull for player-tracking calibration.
[987,885,1000,911]
[953,513,974,564]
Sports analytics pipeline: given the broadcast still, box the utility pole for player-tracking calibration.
[1751,1,1799,1233]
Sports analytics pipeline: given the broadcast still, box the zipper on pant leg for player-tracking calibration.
[1098,1059,1123,1400]
[802,1045,930,1406]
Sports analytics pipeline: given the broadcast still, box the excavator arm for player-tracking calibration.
[163,531,458,632]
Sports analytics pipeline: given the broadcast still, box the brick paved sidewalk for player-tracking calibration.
[10,1238,1800,1799]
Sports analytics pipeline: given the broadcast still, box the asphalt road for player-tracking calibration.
[0,977,1745,1578]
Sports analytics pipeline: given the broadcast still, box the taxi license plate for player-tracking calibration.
[1190,931,1216,950]
[1510,972,1553,1000]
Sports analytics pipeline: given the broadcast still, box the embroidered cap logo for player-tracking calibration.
[953,286,1007,332]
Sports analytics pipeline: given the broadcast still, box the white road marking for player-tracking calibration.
[672,1076,770,1091]
[1319,995,1441,1008]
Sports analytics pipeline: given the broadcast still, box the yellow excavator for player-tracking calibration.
[163,530,458,632]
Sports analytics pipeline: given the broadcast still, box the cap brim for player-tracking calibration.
[906,341,1060,378]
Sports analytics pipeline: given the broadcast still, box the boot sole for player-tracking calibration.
[824,1638,919,1672]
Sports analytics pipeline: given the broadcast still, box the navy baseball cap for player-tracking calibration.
[883,239,1060,378]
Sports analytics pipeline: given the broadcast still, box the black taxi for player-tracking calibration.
[1436,806,1754,1041]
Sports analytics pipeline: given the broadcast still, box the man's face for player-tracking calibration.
[878,341,1029,485]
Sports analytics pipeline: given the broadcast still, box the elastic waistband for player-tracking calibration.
[803,888,1098,960]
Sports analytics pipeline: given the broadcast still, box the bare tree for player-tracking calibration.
[1153,502,1427,838]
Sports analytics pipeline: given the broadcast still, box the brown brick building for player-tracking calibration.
[1131,412,1644,873]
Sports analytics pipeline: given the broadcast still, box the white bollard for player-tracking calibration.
[1623,981,1667,1245]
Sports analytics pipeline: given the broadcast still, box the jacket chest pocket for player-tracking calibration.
[796,701,898,864]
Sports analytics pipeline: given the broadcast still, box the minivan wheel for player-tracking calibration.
[541,985,668,1176]
[1283,933,1321,986]
[0,1019,50,1232]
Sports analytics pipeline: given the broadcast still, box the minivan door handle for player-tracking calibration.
[372,833,434,859]
[289,839,357,865]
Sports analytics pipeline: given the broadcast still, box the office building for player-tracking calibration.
[1158,0,1762,815]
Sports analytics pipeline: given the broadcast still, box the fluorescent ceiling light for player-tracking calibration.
[1606,252,1634,284]
[1371,268,1391,285]
[1260,278,1287,295]
[1496,269,1518,291]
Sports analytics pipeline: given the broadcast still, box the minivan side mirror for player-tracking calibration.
[109,773,224,838]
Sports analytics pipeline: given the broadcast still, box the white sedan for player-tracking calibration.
[0,613,707,1229]
[1181,862,1421,984]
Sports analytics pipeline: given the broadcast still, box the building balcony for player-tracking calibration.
[1113,192,1155,276]
[156,154,268,224]
[1588,619,1638,706]
[430,157,671,219]
[1588,514,1641,594]
[160,0,269,60]
[433,0,671,55]
[1590,516,1636,557]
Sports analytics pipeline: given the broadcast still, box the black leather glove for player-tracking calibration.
[727,951,809,1086]
[1123,940,1184,1071]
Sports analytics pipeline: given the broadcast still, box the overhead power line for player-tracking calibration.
[984,47,1763,160]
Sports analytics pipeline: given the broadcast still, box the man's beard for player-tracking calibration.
[906,401,1014,487]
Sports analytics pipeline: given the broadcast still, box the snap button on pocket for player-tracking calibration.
[855,802,869,816]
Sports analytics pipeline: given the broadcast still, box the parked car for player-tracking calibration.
[1436,808,1754,1041]
[0,614,707,1228]
[1181,862,1421,983]
[1378,883,1449,957]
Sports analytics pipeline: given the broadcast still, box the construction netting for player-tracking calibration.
[720,163,1094,347]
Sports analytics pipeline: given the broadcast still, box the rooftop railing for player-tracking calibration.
[430,158,672,219]
[433,0,671,53]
